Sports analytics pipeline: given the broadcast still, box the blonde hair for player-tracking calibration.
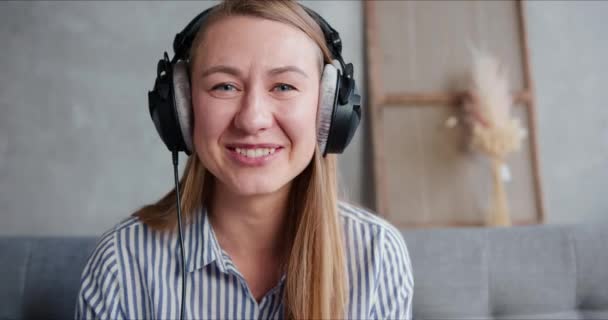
[134,0,347,318]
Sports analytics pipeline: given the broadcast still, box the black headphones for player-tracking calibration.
[148,4,361,156]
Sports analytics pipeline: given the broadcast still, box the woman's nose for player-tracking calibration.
[233,85,273,135]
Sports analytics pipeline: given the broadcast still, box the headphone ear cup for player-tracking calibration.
[172,60,193,154]
[317,63,340,156]
[319,59,362,155]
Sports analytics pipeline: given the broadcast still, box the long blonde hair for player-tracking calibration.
[134,0,347,318]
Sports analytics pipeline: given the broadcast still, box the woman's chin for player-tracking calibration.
[227,180,291,198]
[235,186,283,198]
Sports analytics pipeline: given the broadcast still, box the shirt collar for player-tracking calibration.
[184,207,227,273]
[183,208,287,289]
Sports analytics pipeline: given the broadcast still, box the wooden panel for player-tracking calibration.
[365,0,544,227]
[376,0,525,94]
[382,105,483,226]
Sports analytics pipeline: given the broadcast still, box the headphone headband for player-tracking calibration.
[300,8,342,63]
[170,4,349,73]
[171,7,215,64]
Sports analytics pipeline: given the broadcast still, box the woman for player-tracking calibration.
[75,1,413,319]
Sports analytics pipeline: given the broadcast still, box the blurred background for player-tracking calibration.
[1,0,607,236]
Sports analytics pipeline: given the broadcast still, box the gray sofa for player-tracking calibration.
[1,223,607,319]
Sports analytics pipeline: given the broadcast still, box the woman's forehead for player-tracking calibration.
[192,15,323,74]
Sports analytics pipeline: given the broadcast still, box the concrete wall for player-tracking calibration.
[0,1,367,236]
[526,1,608,224]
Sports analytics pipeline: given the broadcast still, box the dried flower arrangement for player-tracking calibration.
[464,50,527,226]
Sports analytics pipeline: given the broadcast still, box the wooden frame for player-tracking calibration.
[364,0,545,227]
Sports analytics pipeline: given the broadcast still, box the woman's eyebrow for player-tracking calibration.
[200,65,308,79]
[200,65,242,78]
[268,66,309,78]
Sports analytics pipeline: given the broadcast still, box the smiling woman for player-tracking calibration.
[75,1,413,319]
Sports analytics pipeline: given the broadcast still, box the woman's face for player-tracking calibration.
[190,15,322,197]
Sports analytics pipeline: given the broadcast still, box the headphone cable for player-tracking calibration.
[173,150,186,320]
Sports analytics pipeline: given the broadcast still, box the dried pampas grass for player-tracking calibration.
[465,50,527,226]
[466,51,527,158]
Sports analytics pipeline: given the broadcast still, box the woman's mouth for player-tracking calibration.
[225,144,284,167]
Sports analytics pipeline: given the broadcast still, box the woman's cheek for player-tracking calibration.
[192,98,227,155]
[193,93,235,136]
[281,100,319,152]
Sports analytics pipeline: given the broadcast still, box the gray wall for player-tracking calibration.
[526,1,608,224]
[2,1,607,236]
[0,1,367,236]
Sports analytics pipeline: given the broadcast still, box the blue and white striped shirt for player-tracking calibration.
[75,202,414,319]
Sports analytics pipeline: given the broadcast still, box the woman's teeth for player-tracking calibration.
[234,147,276,158]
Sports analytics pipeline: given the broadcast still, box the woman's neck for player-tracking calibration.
[208,181,292,260]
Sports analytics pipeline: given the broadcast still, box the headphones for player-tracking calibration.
[148,4,361,156]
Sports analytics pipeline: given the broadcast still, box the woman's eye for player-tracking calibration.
[212,83,237,91]
[273,84,296,92]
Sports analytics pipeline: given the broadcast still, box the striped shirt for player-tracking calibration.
[75,202,414,319]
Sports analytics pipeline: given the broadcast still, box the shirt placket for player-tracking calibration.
[221,249,285,319]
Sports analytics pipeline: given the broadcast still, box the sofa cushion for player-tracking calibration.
[488,226,576,316]
[0,239,31,320]
[572,224,608,310]
[0,237,97,320]
[401,223,608,320]
[401,228,492,318]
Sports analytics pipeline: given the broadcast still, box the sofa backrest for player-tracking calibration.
[1,223,607,319]
[401,223,608,319]
[0,237,97,320]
